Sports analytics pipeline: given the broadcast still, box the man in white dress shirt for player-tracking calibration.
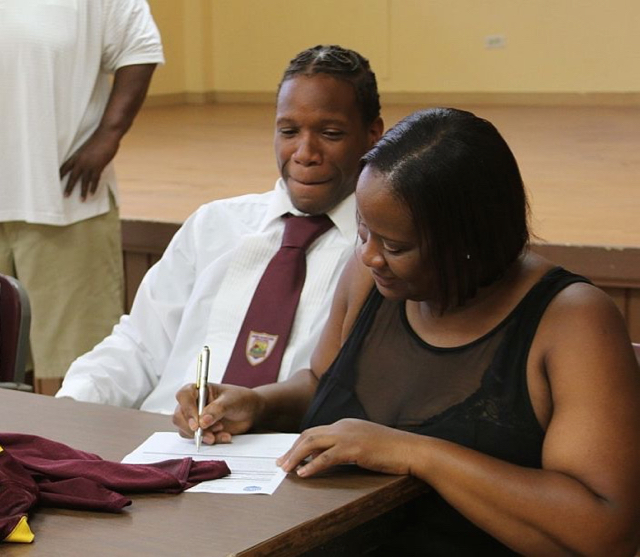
[56,45,384,414]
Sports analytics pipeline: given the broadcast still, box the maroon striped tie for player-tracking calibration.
[221,214,334,387]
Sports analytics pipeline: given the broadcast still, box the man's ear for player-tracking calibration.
[368,117,384,147]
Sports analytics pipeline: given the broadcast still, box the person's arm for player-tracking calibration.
[172,254,375,441]
[56,209,204,407]
[172,369,319,444]
[279,284,640,555]
[60,63,156,200]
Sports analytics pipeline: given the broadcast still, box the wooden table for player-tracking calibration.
[1,390,425,557]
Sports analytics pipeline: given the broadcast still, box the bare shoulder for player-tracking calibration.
[339,253,375,341]
[535,278,640,409]
[541,280,633,353]
[309,254,374,377]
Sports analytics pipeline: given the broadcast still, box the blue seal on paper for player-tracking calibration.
[243,485,262,492]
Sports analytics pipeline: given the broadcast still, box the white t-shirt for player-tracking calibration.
[0,0,164,225]
[57,180,358,414]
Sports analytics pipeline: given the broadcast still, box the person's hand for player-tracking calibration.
[60,128,120,200]
[277,418,414,478]
[173,383,264,445]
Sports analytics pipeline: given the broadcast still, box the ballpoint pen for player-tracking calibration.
[194,346,210,452]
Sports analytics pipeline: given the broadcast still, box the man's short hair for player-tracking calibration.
[278,45,381,126]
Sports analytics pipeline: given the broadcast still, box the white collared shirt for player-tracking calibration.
[0,0,164,225]
[57,180,358,414]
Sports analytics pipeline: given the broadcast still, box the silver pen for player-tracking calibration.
[194,346,210,452]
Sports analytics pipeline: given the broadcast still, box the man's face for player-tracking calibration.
[275,74,382,215]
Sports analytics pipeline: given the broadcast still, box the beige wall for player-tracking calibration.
[146,0,640,102]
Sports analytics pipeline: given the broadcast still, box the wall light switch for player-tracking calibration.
[484,34,506,49]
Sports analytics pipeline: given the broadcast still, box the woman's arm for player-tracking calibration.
[279,284,640,555]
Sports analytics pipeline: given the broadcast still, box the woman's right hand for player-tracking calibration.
[173,383,265,444]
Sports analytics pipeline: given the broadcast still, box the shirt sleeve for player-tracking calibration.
[101,0,165,73]
[56,208,204,408]
[57,189,279,410]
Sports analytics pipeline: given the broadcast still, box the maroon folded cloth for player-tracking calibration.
[0,433,230,543]
[0,443,39,543]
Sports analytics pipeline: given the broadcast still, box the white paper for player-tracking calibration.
[122,432,299,495]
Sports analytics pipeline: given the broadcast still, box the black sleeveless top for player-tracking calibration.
[301,267,590,555]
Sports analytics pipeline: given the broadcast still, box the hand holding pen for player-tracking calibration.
[174,373,263,444]
[194,346,210,452]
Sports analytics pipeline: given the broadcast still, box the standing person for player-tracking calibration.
[56,45,384,413]
[0,0,164,392]
[174,108,640,555]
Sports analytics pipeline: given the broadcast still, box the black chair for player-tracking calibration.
[0,273,33,391]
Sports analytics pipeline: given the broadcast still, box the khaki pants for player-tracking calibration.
[0,196,124,388]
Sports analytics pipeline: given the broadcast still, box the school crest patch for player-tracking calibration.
[245,331,279,366]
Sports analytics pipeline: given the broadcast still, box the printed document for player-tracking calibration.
[122,432,299,495]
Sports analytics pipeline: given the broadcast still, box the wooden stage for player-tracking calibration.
[115,102,640,340]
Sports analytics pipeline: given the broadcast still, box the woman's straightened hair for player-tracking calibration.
[361,107,530,311]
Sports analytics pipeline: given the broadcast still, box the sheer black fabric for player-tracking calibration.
[301,267,590,555]
[355,297,506,429]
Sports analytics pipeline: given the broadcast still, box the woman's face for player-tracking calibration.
[355,167,432,301]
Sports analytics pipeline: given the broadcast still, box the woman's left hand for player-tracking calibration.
[277,418,414,477]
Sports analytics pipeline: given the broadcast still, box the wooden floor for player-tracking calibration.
[116,102,640,249]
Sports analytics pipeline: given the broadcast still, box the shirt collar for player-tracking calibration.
[262,178,357,242]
